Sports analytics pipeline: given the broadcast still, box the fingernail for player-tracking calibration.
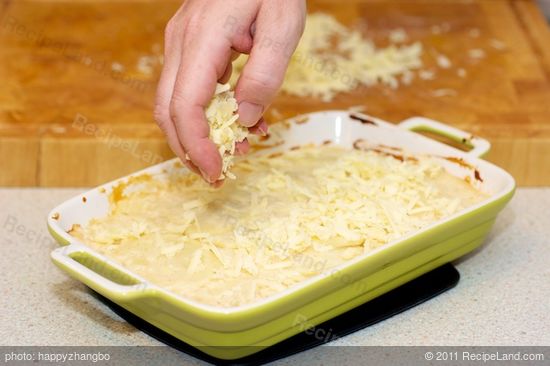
[199,168,213,183]
[238,102,263,127]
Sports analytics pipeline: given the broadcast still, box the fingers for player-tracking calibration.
[209,180,224,189]
[235,1,305,127]
[169,25,233,183]
[154,16,187,162]
[235,139,250,155]
[155,0,305,183]
[230,50,241,61]
[218,50,241,84]
[219,62,233,84]
[248,118,268,136]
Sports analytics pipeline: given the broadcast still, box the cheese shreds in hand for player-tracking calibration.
[206,83,248,179]
[231,13,424,101]
[72,145,486,308]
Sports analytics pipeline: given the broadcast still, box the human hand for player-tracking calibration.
[154,0,306,183]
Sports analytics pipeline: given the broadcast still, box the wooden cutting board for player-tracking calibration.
[1,0,549,187]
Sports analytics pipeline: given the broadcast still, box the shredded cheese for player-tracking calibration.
[206,83,248,179]
[111,62,125,73]
[389,28,408,43]
[231,13,424,101]
[489,39,506,50]
[468,49,486,59]
[436,54,452,69]
[468,28,481,38]
[72,145,486,308]
[431,88,457,97]
[136,55,156,75]
[419,70,436,80]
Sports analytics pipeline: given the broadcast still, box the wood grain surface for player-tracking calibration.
[1,0,549,186]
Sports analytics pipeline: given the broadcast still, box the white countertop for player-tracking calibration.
[1,188,549,363]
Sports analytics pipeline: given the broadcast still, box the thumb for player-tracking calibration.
[235,2,305,127]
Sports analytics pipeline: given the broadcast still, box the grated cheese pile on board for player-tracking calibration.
[71,145,485,308]
[231,13,424,101]
[206,83,248,179]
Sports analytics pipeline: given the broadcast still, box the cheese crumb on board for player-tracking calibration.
[431,25,442,35]
[468,28,481,38]
[232,13,424,101]
[401,70,414,85]
[419,70,435,80]
[72,145,486,307]
[389,28,408,43]
[206,83,248,180]
[468,49,486,59]
[111,62,125,73]
[136,55,156,75]
[489,39,507,50]
[436,54,452,69]
[431,88,457,97]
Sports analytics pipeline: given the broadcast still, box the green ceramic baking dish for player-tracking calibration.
[48,111,515,360]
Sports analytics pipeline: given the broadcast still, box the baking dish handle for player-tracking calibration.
[51,243,150,302]
[398,117,491,158]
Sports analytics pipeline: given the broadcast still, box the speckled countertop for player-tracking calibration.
[1,188,549,363]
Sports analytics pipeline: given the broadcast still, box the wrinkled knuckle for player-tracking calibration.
[168,95,186,123]
[185,13,205,35]
[244,71,281,95]
[168,104,180,124]
[153,107,171,135]
[164,23,174,41]
[164,19,179,42]
[153,104,166,125]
